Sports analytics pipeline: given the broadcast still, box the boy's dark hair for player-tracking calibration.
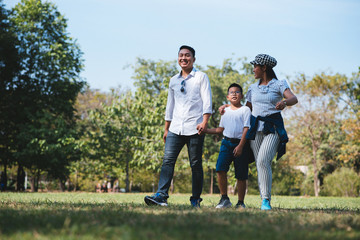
[227,83,243,94]
[179,45,195,57]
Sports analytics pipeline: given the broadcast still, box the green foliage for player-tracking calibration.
[72,56,360,198]
[0,0,85,191]
[2,4,359,197]
[272,164,304,196]
[0,0,21,189]
[322,168,360,197]
[286,72,355,196]
[131,57,178,95]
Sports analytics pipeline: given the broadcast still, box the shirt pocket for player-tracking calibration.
[188,82,201,101]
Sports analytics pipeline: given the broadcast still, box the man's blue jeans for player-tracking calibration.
[157,131,205,199]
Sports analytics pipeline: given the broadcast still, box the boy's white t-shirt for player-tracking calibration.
[219,106,251,139]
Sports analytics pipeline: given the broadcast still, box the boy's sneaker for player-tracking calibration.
[260,199,271,210]
[215,197,232,209]
[144,193,168,206]
[235,202,246,209]
[190,197,202,208]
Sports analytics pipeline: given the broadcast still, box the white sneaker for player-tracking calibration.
[215,198,232,208]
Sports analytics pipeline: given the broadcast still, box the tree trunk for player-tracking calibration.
[311,142,320,197]
[74,170,78,191]
[210,168,213,194]
[125,157,130,192]
[16,165,25,191]
[66,179,71,191]
[59,180,66,191]
[30,175,36,192]
[1,163,7,191]
[170,178,174,194]
[35,170,40,192]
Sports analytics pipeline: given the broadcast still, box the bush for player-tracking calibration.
[300,174,315,196]
[272,166,304,196]
[321,168,360,197]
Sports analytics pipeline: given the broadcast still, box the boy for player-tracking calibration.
[205,83,251,209]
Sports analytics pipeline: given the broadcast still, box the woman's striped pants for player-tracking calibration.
[250,131,280,201]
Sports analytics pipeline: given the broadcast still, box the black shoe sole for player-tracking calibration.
[144,196,168,206]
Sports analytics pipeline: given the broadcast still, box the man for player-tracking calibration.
[144,45,212,207]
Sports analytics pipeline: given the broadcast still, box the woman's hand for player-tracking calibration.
[275,100,286,110]
[276,89,298,110]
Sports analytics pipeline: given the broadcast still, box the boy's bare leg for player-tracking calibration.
[217,171,227,195]
[237,179,247,201]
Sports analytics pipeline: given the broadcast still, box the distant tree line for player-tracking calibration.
[1,0,359,196]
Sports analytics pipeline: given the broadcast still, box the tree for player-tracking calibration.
[131,57,178,95]
[0,0,21,190]
[7,0,85,191]
[338,68,360,172]
[83,88,166,192]
[287,72,351,196]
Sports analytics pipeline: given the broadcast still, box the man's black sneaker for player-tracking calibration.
[190,197,202,208]
[144,193,168,206]
[235,201,246,209]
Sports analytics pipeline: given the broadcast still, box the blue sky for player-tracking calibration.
[4,0,360,92]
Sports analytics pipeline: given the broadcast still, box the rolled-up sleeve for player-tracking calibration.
[165,87,174,121]
[200,74,212,115]
[279,79,290,97]
[245,86,252,103]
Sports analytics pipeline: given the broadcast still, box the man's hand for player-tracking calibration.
[233,145,243,157]
[163,121,171,143]
[163,130,168,143]
[196,122,208,135]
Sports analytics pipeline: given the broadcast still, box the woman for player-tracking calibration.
[220,54,298,210]
[246,54,298,210]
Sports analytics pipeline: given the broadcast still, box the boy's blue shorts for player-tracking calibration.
[216,138,250,180]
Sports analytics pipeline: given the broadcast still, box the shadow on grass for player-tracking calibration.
[1,201,360,239]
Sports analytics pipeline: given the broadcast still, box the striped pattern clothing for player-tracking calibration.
[250,131,280,200]
[246,78,290,201]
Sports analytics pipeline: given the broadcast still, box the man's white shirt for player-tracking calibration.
[165,68,212,136]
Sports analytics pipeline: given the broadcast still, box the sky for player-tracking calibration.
[4,0,360,92]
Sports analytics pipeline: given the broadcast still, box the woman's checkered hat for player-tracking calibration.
[250,54,277,68]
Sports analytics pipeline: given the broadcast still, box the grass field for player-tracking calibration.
[1,192,359,240]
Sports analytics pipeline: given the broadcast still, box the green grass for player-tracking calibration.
[1,192,359,240]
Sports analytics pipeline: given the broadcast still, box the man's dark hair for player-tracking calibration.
[227,83,243,94]
[179,45,195,57]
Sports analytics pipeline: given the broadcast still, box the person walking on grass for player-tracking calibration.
[144,45,212,208]
[205,83,252,209]
[245,54,298,210]
[219,54,298,210]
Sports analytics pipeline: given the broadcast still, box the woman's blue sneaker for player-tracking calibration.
[261,199,271,210]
